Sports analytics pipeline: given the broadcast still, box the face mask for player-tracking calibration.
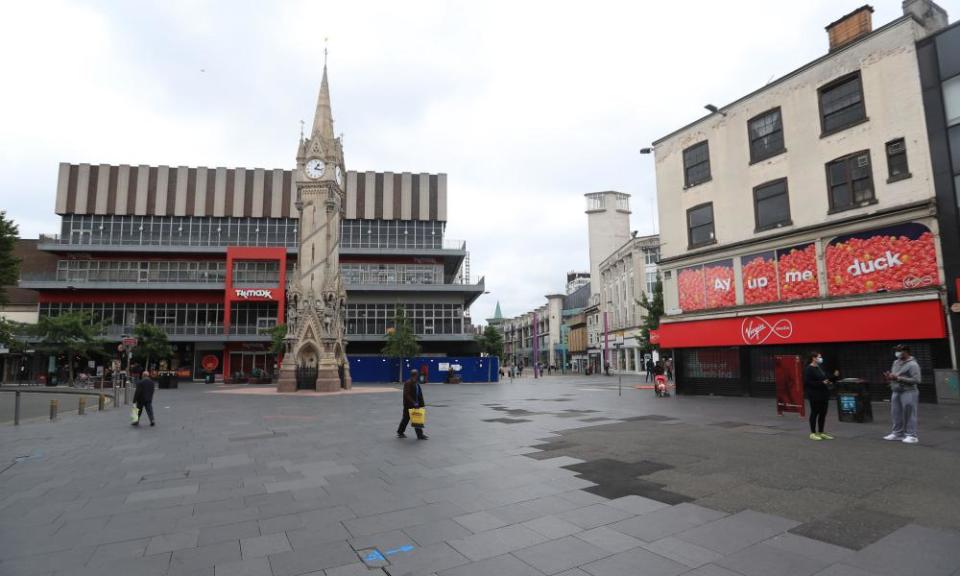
[895,353,902,360]
[816,356,823,365]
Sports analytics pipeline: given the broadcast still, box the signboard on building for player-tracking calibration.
[659,300,945,348]
[122,337,138,347]
[232,289,277,300]
[677,259,735,312]
[825,223,938,296]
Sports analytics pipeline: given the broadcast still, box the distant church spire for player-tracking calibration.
[493,301,503,320]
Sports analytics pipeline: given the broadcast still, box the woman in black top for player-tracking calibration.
[803,352,836,440]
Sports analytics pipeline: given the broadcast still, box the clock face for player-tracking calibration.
[305,158,325,179]
[335,166,343,186]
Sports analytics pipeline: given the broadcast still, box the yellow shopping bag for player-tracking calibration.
[408,407,426,427]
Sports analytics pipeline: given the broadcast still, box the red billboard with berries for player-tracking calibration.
[777,243,819,302]
[741,251,778,305]
[825,223,939,296]
[678,259,735,312]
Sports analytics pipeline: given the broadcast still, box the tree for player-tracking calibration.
[264,324,287,356]
[29,312,106,383]
[637,274,664,351]
[131,323,174,370]
[0,211,20,307]
[382,308,420,382]
[476,325,504,358]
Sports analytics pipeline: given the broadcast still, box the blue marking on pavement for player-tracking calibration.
[384,544,415,556]
[364,550,386,563]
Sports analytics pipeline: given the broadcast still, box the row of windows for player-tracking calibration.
[39,302,226,335]
[682,72,870,189]
[345,303,465,335]
[59,215,299,247]
[232,261,280,286]
[686,145,909,248]
[230,302,278,327]
[55,260,227,283]
[341,220,446,249]
[341,263,443,285]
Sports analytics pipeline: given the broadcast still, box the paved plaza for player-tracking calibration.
[1,375,959,576]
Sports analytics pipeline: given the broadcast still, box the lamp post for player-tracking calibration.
[531,311,539,379]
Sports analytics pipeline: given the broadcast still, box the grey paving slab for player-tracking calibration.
[126,484,199,503]
[343,502,463,537]
[574,526,642,554]
[513,535,611,574]
[266,540,358,576]
[447,524,550,561]
[437,553,544,576]
[556,504,633,530]
[452,511,508,533]
[240,532,291,559]
[403,519,473,547]
[604,495,671,516]
[580,546,687,576]
[764,533,855,565]
[198,520,261,546]
[169,540,241,573]
[286,523,352,549]
[144,529,200,555]
[213,557,272,576]
[325,562,387,575]
[640,536,723,568]
[381,542,470,576]
[681,565,747,576]
[844,524,960,576]
[522,515,584,539]
[675,509,800,555]
[607,503,728,542]
[716,541,829,576]
[789,508,912,551]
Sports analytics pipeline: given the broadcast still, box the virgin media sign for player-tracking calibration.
[659,300,945,348]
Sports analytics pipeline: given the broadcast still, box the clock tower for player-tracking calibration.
[277,61,351,392]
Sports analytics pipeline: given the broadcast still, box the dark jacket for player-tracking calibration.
[133,377,156,406]
[402,376,424,409]
[803,364,832,402]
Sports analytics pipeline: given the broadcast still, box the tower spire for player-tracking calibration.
[311,42,335,142]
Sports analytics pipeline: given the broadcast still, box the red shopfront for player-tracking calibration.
[222,247,287,381]
[659,299,949,402]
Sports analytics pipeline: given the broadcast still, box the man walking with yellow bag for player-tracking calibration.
[398,369,428,440]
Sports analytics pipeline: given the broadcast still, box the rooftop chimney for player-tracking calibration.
[903,0,949,35]
[826,5,875,51]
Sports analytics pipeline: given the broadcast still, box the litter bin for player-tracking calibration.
[836,378,873,423]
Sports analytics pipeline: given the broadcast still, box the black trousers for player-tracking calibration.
[809,399,828,433]
[398,408,425,438]
[137,402,155,423]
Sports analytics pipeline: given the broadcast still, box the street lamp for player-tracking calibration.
[604,300,613,376]
[704,104,727,117]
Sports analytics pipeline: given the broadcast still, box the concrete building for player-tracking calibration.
[18,68,484,383]
[651,2,953,401]
[0,240,58,382]
[565,271,590,295]
[584,191,632,373]
[500,293,565,370]
[598,233,660,373]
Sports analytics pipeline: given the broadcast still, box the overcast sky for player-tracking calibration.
[2,0,956,323]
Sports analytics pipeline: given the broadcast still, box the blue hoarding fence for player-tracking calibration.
[347,356,500,383]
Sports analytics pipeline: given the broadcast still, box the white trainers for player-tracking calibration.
[883,433,903,441]
[902,436,919,444]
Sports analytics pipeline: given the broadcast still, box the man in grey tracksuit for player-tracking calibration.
[883,344,921,444]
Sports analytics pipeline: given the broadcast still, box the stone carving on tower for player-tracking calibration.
[277,60,351,392]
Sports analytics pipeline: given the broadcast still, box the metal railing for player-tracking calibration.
[21,271,228,284]
[104,325,225,337]
[0,385,122,425]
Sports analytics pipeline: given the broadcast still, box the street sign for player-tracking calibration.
[122,337,138,347]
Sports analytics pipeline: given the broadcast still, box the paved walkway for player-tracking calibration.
[0,376,958,576]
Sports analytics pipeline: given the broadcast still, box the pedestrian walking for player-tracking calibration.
[397,369,427,440]
[645,359,654,382]
[883,344,921,444]
[804,352,836,440]
[131,366,156,427]
[665,357,674,382]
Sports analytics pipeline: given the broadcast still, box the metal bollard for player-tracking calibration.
[101,393,106,411]
[78,396,86,415]
[124,383,130,405]
[14,391,21,426]
[50,399,58,421]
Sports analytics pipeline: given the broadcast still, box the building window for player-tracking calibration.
[753,179,791,231]
[683,141,711,188]
[748,108,785,163]
[885,138,910,181]
[687,203,715,248]
[819,72,867,136]
[827,150,874,212]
